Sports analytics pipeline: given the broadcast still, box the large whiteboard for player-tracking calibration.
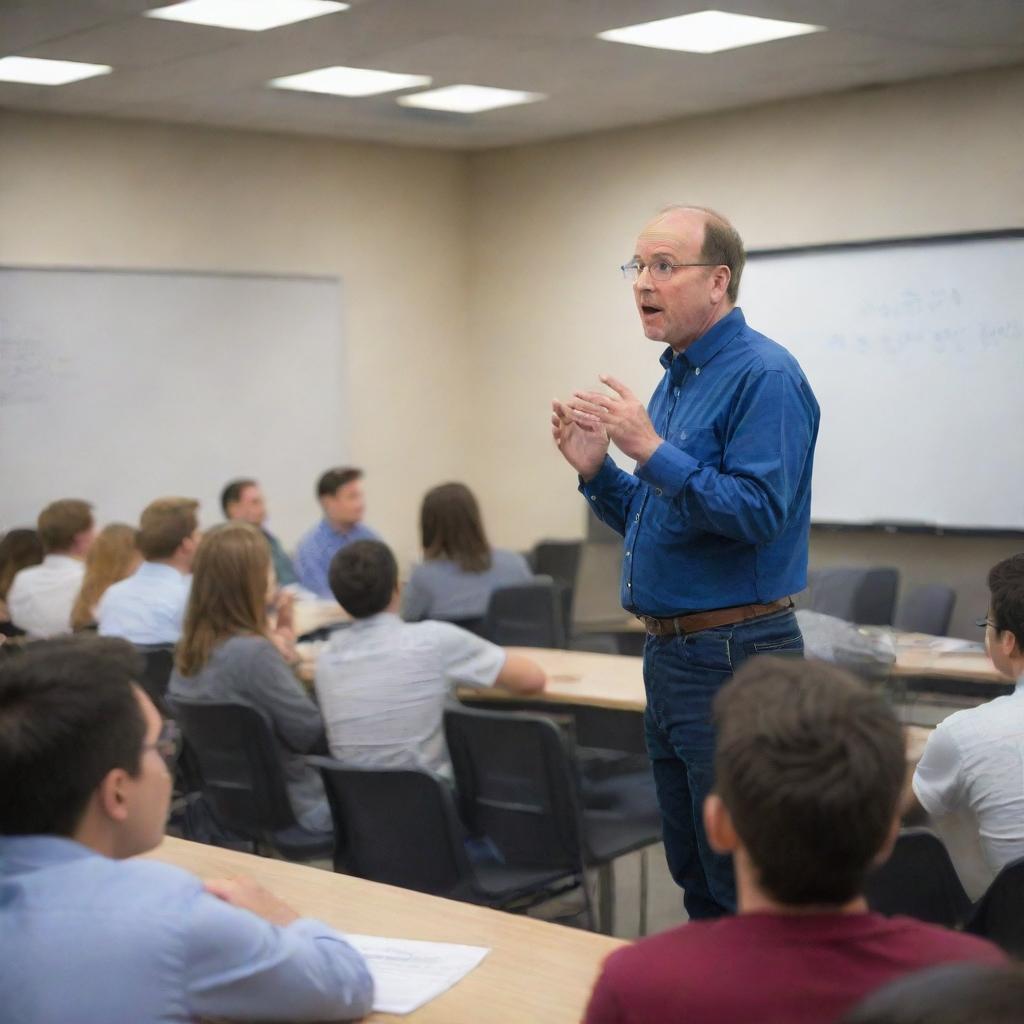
[0,268,345,545]
[741,233,1024,530]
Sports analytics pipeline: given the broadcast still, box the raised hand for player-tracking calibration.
[567,374,662,464]
[552,397,609,480]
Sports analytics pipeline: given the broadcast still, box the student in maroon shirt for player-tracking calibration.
[584,658,1005,1024]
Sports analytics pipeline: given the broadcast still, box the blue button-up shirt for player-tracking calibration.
[294,520,380,598]
[0,835,373,1024]
[581,308,819,617]
[97,561,191,644]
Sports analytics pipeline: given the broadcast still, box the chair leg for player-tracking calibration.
[638,848,649,937]
[597,862,616,935]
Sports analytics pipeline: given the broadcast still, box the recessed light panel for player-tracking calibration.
[270,66,431,97]
[145,0,348,32]
[397,85,545,114]
[0,56,112,86]
[598,10,824,54]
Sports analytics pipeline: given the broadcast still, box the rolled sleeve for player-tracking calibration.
[433,623,507,689]
[185,892,374,1021]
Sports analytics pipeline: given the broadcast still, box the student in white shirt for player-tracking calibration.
[316,540,546,779]
[912,553,1024,895]
[8,500,95,638]
[98,497,200,645]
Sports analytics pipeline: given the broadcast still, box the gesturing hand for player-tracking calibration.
[567,375,662,464]
[551,397,609,481]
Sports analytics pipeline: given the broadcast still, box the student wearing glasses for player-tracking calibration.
[910,553,1024,896]
[0,636,372,1023]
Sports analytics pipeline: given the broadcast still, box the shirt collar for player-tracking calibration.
[345,611,401,633]
[0,834,102,873]
[321,518,359,539]
[42,554,82,569]
[138,561,188,581]
[659,307,746,378]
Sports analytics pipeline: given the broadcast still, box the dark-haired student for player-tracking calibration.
[0,636,372,1024]
[315,540,546,778]
[221,477,297,587]
[583,657,1004,1024]
[294,468,378,598]
[911,553,1024,896]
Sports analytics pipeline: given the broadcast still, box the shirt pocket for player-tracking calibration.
[670,426,721,467]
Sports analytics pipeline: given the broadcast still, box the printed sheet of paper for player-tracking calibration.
[344,933,490,1015]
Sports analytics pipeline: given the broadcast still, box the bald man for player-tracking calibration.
[553,205,820,919]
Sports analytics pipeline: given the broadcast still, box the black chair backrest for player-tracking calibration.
[444,705,583,872]
[134,643,175,716]
[864,828,972,927]
[894,584,957,636]
[532,540,581,589]
[440,616,487,638]
[802,567,900,625]
[966,855,1024,955]
[483,581,566,648]
[309,757,474,897]
[168,698,298,838]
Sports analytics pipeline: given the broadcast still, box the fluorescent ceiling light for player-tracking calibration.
[397,85,545,114]
[598,10,824,54]
[270,66,431,97]
[0,56,112,86]
[145,0,348,32]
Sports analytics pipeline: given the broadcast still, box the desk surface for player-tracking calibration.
[144,836,623,1024]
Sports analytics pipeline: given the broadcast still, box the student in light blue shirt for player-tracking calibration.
[295,468,379,599]
[0,636,372,1024]
[98,496,198,644]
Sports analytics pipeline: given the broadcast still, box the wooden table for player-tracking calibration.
[144,836,623,1024]
[887,634,1002,685]
[293,599,349,638]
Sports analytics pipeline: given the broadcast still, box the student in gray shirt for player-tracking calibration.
[168,522,330,832]
[402,482,532,623]
[317,540,546,779]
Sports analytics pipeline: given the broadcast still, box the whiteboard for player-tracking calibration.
[0,268,345,546]
[740,233,1024,530]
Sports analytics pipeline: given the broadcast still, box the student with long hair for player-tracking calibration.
[168,523,330,833]
[70,523,141,631]
[402,482,531,623]
[0,529,44,635]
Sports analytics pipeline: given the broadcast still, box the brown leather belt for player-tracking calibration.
[637,597,794,637]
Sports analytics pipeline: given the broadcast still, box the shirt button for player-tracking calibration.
[655,488,663,496]
[590,495,597,501]
[695,367,701,376]
[625,550,631,558]
[627,581,632,588]
[635,513,640,522]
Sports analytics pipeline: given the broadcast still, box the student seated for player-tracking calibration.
[0,528,44,637]
[294,467,378,599]
[584,657,1004,1024]
[70,523,140,632]
[315,540,545,778]
[221,477,297,587]
[97,497,199,645]
[168,523,331,832]
[911,553,1024,895]
[8,500,95,638]
[402,482,533,624]
[0,636,372,1023]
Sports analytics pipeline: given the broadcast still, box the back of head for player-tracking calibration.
[713,656,905,906]
[220,478,256,517]
[420,482,491,573]
[176,522,269,676]
[0,636,145,837]
[842,964,1022,1024]
[37,499,94,555]
[71,523,140,631]
[328,539,397,619]
[137,497,199,561]
[317,466,362,498]
[0,528,44,600]
[988,552,1024,643]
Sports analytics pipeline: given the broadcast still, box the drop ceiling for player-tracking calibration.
[2,0,1023,149]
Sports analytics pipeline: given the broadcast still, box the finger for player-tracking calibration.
[567,396,609,417]
[599,374,634,400]
[569,409,603,429]
[552,399,571,422]
[573,389,617,408]
[204,879,238,900]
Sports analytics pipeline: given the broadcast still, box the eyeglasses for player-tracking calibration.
[975,615,997,630]
[620,258,716,282]
[144,719,181,771]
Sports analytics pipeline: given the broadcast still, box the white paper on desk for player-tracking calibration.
[343,933,490,1015]
[927,637,985,654]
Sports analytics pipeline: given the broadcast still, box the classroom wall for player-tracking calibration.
[0,109,473,565]
[464,64,1024,634]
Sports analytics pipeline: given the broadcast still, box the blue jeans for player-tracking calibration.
[643,609,804,920]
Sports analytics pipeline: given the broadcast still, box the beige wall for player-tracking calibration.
[2,64,1023,608]
[0,110,472,565]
